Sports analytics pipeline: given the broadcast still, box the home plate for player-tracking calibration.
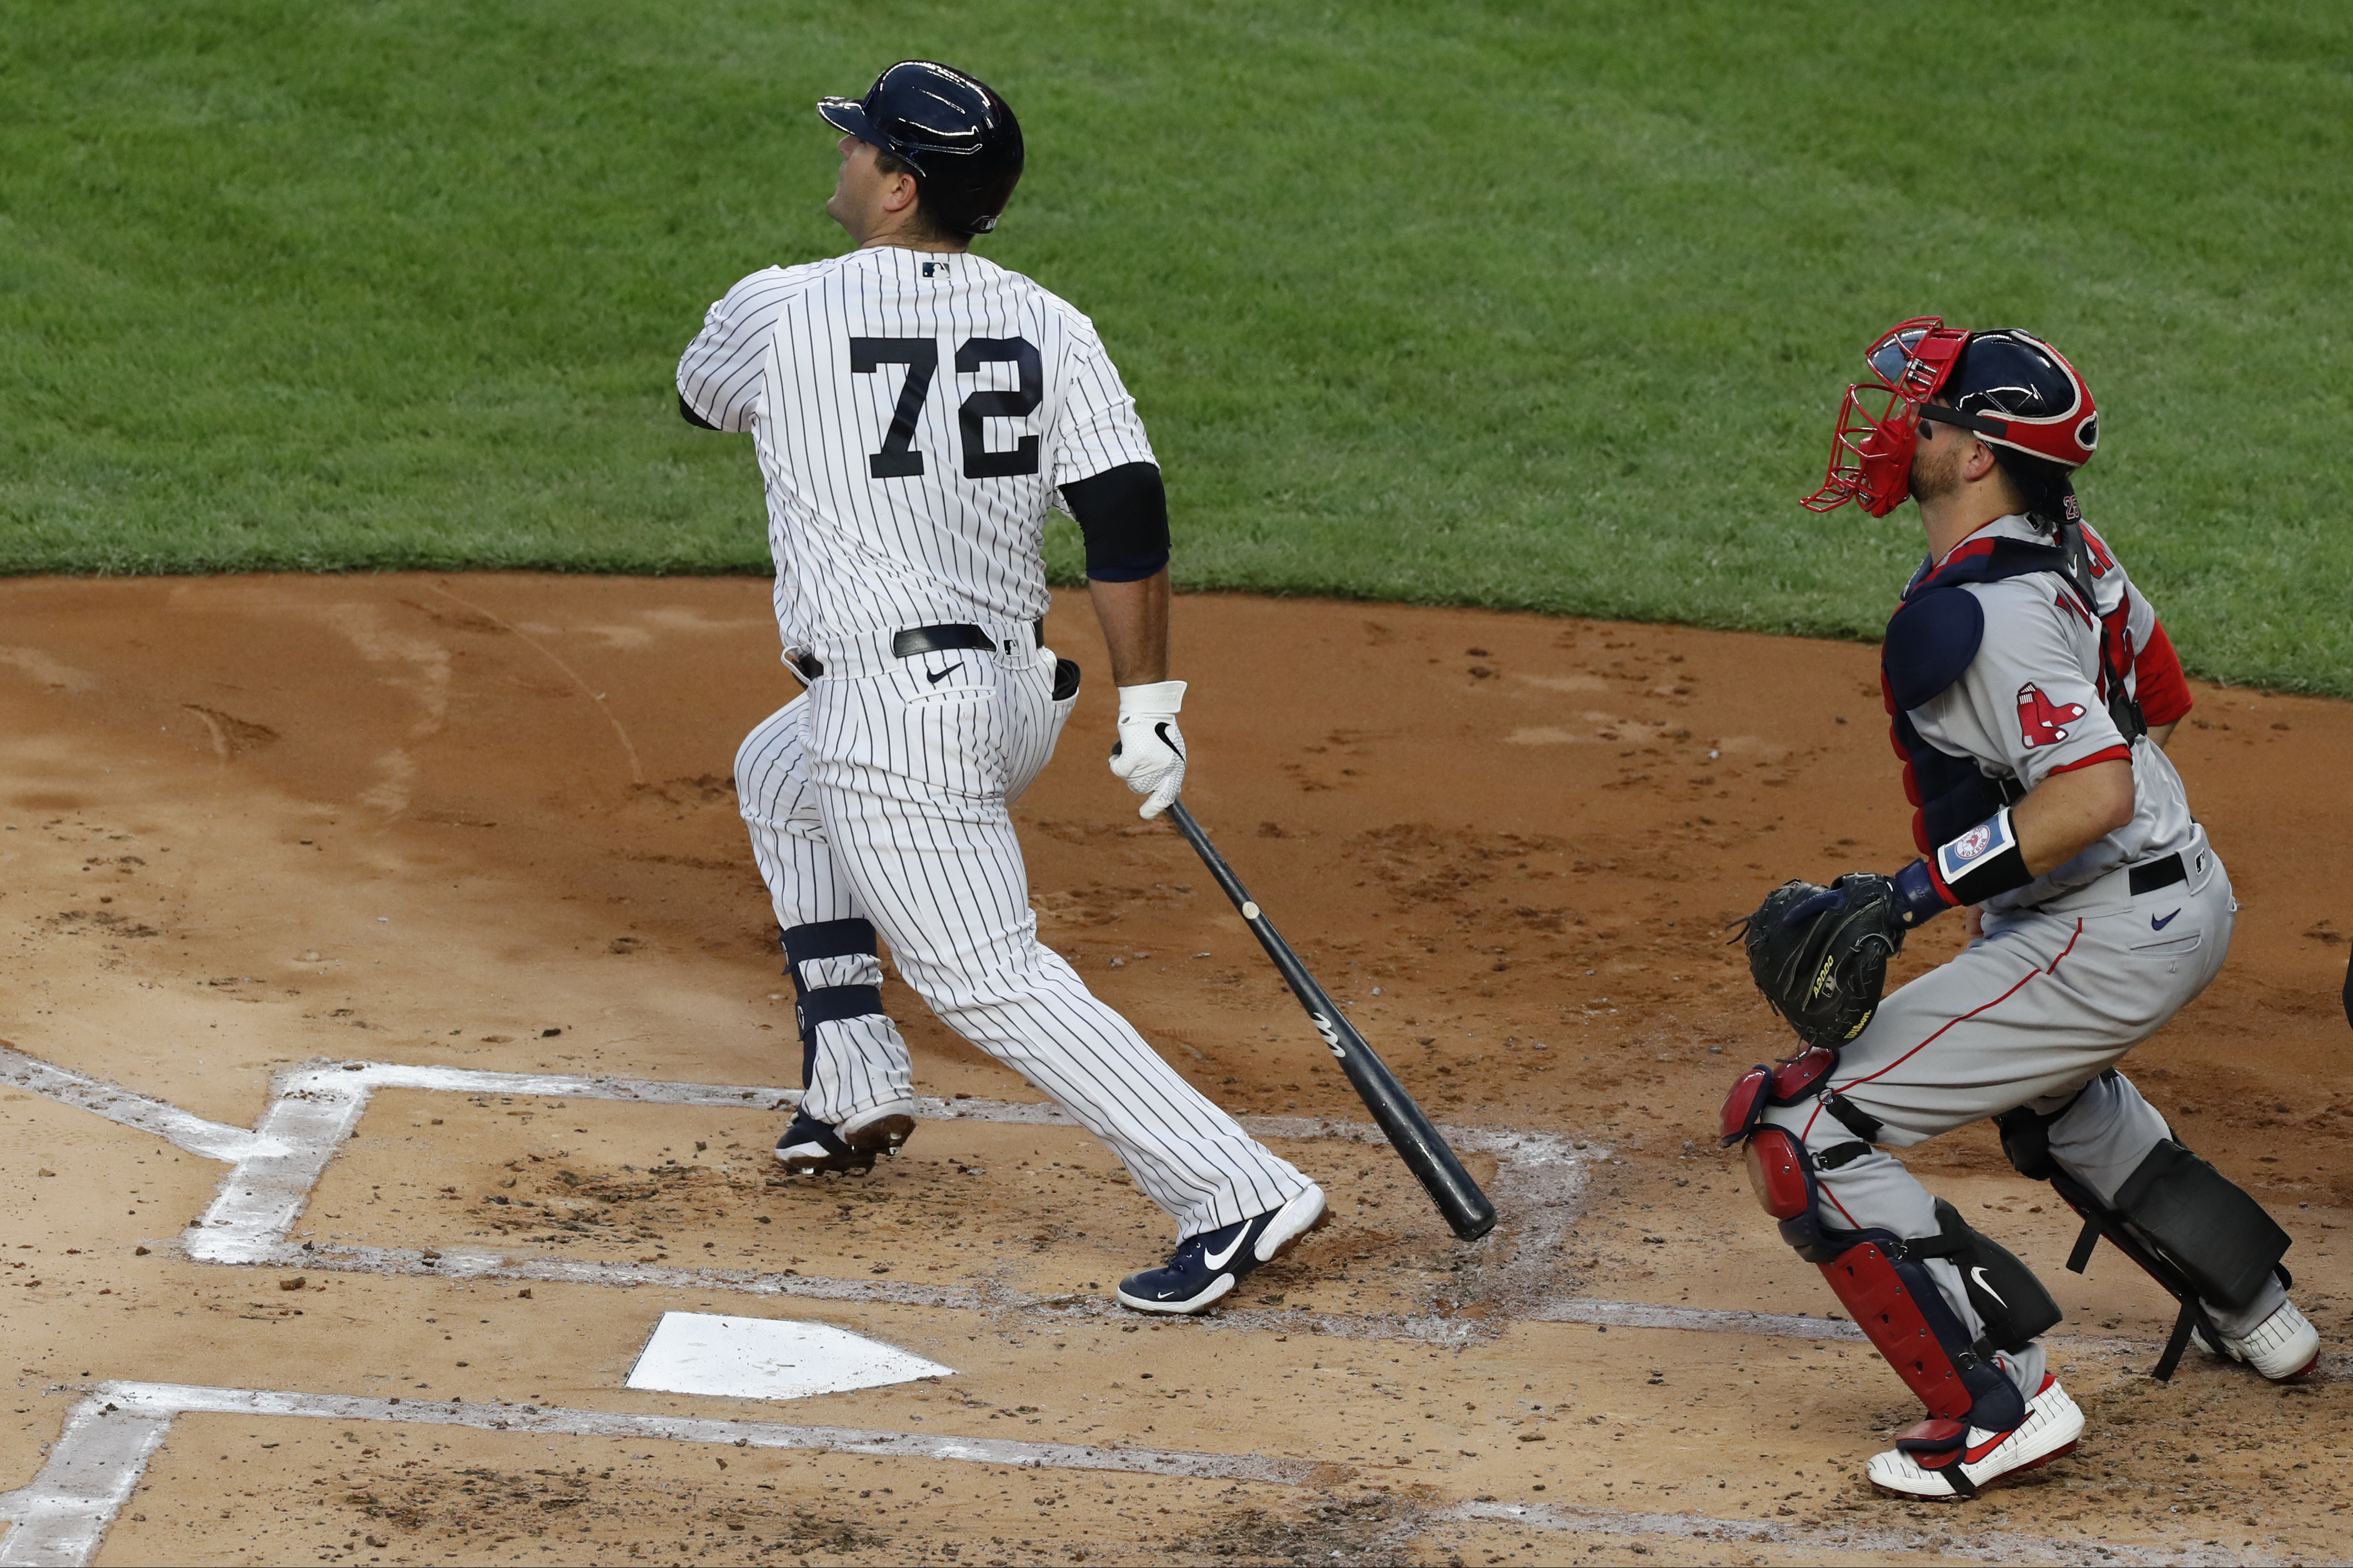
[624,1312,954,1401]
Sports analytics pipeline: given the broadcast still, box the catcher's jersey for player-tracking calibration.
[677,246,1157,645]
[1897,514,2197,913]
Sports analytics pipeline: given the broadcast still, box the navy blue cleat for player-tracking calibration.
[1116,1185,1328,1314]
[774,1103,916,1176]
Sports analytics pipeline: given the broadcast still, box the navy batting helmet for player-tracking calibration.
[819,61,1025,236]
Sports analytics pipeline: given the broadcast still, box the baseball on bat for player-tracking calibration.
[1165,800,1498,1241]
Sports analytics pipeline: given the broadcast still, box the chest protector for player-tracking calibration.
[1881,522,2144,855]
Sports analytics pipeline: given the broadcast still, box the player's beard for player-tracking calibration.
[1908,423,1966,507]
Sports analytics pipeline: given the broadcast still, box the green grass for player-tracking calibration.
[3,2,2349,692]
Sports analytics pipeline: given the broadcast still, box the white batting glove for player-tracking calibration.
[1109,680,1187,819]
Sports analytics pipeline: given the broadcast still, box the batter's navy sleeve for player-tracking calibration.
[1060,462,1170,582]
[679,392,722,431]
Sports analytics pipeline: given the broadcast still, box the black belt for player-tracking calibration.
[891,620,1044,658]
[2127,852,2185,897]
[790,620,1044,680]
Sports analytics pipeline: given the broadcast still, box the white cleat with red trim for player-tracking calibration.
[2192,1299,2321,1382]
[1866,1375,2084,1500]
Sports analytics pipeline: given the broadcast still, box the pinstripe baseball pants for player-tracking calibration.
[735,637,1310,1238]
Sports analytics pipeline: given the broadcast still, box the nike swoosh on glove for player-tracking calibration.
[1109,679,1187,819]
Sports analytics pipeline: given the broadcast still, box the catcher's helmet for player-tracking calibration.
[1921,330,2098,470]
[1804,319,2098,517]
[819,61,1024,236]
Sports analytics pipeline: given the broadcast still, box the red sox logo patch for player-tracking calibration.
[2017,683,2087,749]
[1950,823,1994,863]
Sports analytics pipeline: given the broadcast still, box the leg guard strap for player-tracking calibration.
[1905,1199,2062,1353]
[782,918,884,1086]
[783,916,878,975]
[1992,1067,2115,1182]
[1817,1230,2028,1435]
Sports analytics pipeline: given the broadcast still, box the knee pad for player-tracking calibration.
[1741,1126,1856,1264]
[2111,1138,2291,1310]
[782,918,886,1085]
[1738,1106,2028,1436]
[1718,1046,1838,1145]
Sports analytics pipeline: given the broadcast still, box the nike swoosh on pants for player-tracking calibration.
[2152,908,2181,930]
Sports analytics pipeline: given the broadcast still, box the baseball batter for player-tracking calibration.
[675,61,1323,1315]
[1720,320,2320,1500]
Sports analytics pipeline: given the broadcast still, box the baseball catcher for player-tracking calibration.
[1720,319,2319,1500]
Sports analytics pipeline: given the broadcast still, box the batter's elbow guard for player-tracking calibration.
[1061,462,1170,582]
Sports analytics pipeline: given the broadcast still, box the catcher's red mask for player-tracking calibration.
[1801,317,1971,517]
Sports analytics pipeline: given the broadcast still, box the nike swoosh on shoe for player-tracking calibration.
[1201,1225,1251,1272]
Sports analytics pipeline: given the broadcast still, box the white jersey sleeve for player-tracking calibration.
[1049,323,1157,490]
[677,266,805,434]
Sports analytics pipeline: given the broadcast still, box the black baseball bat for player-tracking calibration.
[1164,800,1497,1241]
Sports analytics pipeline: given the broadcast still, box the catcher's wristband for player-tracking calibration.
[1894,805,2033,925]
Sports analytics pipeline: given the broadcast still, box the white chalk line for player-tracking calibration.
[1439,1499,2268,1567]
[0,1047,2304,1568]
[9,1043,1835,1345]
[0,1379,1320,1568]
[0,1047,275,1163]
[0,1383,2248,1568]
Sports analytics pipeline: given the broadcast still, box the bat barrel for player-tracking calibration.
[1165,802,1498,1241]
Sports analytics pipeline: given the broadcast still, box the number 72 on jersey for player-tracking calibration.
[851,335,1042,480]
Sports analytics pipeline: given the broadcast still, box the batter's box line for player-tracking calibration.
[0,1379,1331,1568]
[0,1382,2230,1568]
[0,1043,1857,1345]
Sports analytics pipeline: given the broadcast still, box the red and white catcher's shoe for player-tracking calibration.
[1866,1375,2084,1500]
[2192,1299,2321,1381]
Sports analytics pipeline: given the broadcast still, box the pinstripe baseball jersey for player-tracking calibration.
[677,245,1157,644]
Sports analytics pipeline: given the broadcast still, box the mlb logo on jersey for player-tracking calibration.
[1936,808,2018,886]
[2016,683,2087,750]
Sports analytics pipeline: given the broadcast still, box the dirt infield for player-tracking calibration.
[2,575,2349,1567]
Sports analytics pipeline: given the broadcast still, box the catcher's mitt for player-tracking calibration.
[1736,876,1907,1051]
